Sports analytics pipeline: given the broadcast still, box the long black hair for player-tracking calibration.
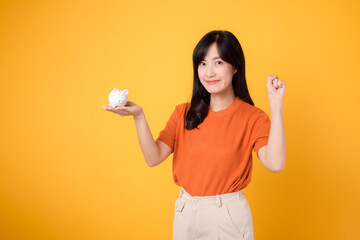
[184,30,254,130]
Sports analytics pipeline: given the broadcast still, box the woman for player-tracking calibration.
[103,30,286,240]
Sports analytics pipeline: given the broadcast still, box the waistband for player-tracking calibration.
[178,187,245,208]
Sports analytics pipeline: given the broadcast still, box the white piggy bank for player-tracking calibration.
[108,88,128,107]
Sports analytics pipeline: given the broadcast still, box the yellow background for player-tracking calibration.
[1,0,359,239]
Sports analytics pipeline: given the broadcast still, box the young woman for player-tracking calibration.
[103,30,286,240]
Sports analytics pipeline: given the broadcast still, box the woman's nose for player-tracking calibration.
[206,65,215,77]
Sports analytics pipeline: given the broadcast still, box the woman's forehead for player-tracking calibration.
[203,43,221,60]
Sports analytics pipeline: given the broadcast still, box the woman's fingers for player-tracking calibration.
[277,79,283,88]
[103,104,133,116]
[103,101,141,117]
[272,78,277,86]
[271,75,283,89]
[103,104,125,110]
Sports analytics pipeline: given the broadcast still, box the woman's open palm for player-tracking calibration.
[102,101,142,117]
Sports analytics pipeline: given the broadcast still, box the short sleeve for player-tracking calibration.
[155,104,182,153]
[251,110,271,156]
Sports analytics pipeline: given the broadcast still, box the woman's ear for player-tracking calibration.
[234,69,237,74]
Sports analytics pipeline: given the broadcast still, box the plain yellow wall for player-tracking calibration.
[0,0,359,239]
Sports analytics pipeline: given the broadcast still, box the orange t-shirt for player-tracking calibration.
[156,96,271,196]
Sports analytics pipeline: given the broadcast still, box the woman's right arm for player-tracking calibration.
[133,111,172,167]
[103,101,171,167]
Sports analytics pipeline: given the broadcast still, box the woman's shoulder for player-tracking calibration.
[238,98,268,118]
[174,102,191,115]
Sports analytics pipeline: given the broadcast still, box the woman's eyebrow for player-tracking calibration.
[203,56,221,61]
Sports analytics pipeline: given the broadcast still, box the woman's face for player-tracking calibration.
[198,42,237,97]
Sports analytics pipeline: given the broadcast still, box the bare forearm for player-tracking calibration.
[133,110,160,167]
[266,102,286,171]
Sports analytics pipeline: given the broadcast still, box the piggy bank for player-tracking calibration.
[108,88,128,107]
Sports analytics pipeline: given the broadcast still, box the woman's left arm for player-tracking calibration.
[265,74,287,172]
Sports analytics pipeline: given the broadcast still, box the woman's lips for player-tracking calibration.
[206,80,220,84]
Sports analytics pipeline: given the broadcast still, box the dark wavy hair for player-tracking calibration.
[184,30,255,130]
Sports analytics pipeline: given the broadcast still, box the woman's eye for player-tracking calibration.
[199,61,222,66]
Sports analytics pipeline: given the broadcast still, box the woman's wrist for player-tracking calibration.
[133,108,144,121]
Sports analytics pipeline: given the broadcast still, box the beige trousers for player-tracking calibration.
[173,187,254,240]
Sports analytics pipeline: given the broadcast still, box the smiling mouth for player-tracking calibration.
[206,80,220,84]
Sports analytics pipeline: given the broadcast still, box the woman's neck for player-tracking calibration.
[209,92,236,112]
